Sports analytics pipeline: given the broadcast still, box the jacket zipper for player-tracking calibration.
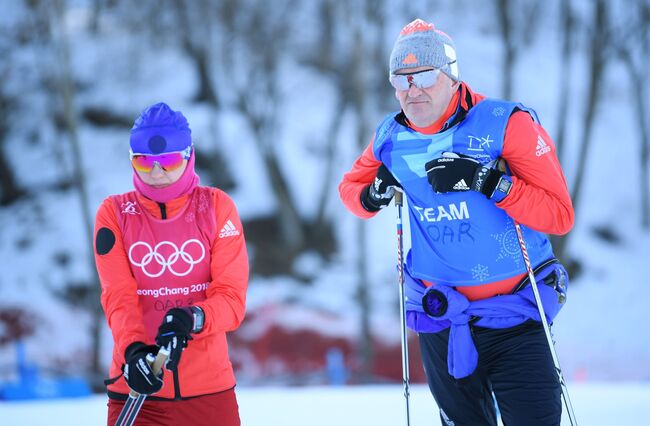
[158,202,167,219]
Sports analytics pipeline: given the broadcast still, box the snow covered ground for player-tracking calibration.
[0,383,647,426]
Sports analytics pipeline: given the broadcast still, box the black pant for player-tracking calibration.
[419,320,561,426]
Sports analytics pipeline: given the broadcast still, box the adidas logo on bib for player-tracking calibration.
[219,220,240,238]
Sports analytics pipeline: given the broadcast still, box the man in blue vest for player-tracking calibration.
[339,18,574,425]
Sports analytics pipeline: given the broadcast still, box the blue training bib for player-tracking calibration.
[373,100,553,286]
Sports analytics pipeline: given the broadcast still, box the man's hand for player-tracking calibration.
[155,307,199,370]
[425,152,509,200]
[360,164,401,211]
[123,342,163,395]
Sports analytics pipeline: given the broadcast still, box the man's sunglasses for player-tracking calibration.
[389,68,441,91]
[130,146,192,173]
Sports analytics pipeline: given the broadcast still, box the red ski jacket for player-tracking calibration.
[94,187,248,399]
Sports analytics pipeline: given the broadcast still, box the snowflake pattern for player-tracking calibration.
[186,189,211,223]
[198,191,209,213]
[472,264,490,281]
[491,220,522,267]
[492,106,506,117]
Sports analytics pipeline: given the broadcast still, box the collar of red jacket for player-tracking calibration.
[406,82,486,135]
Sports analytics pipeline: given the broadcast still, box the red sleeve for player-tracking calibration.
[338,137,382,219]
[195,189,249,335]
[498,111,574,235]
[94,198,148,362]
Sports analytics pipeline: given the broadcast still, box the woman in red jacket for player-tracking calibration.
[94,102,248,426]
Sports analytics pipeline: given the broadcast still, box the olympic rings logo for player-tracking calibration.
[128,239,206,278]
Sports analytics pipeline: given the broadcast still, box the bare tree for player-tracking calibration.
[217,0,306,253]
[0,12,31,206]
[0,89,23,206]
[48,0,104,388]
[494,0,543,99]
[569,0,609,215]
[299,0,394,382]
[548,0,576,262]
[614,0,650,228]
[310,0,348,229]
[125,0,332,272]
[171,0,220,106]
[348,0,394,383]
[554,0,575,164]
[552,0,610,264]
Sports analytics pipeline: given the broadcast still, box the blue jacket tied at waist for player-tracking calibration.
[404,263,567,379]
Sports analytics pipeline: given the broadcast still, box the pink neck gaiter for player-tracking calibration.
[133,152,200,203]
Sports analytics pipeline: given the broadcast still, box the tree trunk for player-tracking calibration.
[549,0,574,261]
[0,151,23,206]
[350,14,375,382]
[629,0,650,228]
[314,97,347,229]
[220,0,306,254]
[192,47,219,106]
[554,0,608,261]
[51,0,104,389]
[555,0,573,164]
[623,62,649,228]
[172,0,220,107]
[569,0,607,212]
[262,150,306,251]
[313,0,344,230]
[0,92,23,205]
[639,87,650,229]
[497,0,515,99]
[355,220,372,382]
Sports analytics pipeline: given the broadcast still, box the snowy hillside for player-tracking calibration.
[0,2,648,422]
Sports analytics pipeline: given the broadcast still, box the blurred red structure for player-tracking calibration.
[228,305,427,385]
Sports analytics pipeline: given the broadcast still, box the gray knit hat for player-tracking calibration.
[389,19,459,81]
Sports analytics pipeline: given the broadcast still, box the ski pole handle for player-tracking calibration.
[128,347,169,397]
[395,190,403,207]
[116,347,170,426]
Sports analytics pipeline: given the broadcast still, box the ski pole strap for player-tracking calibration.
[104,370,124,386]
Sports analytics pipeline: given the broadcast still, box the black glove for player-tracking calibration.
[123,342,163,395]
[360,164,401,212]
[155,307,200,370]
[425,152,506,199]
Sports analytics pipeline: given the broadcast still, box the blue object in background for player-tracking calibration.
[0,341,91,400]
[325,347,347,386]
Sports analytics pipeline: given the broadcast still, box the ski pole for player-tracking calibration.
[115,346,170,426]
[513,222,578,426]
[116,393,145,426]
[394,191,411,426]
